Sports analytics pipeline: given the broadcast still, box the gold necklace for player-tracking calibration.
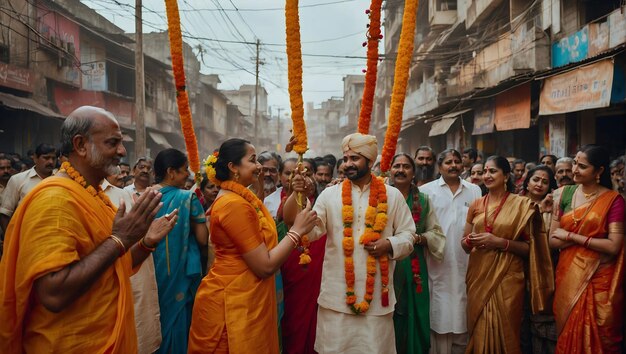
[571,186,598,227]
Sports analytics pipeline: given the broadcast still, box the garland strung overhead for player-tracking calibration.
[357,0,383,134]
[164,0,200,177]
[380,0,418,173]
[285,0,311,266]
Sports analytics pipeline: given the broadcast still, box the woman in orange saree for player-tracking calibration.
[188,139,318,354]
[462,156,554,354]
[549,145,624,354]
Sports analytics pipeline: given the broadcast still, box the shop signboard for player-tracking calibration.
[494,83,531,131]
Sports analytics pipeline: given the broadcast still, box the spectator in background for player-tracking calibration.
[461,148,478,180]
[555,157,575,187]
[512,159,526,193]
[414,146,436,186]
[314,160,333,193]
[610,156,624,193]
[105,165,126,189]
[125,157,153,200]
[258,151,281,196]
[0,143,57,232]
[336,159,345,179]
[119,162,131,186]
[0,157,13,202]
[265,157,296,220]
[468,162,488,196]
[323,154,337,177]
[540,154,558,173]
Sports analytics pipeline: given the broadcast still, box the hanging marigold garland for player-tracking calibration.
[342,175,389,314]
[285,0,307,155]
[285,0,311,266]
[164,0,200,176]
[380,0,419,173]
[357,0,383,134]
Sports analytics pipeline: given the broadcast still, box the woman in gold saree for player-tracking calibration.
[462,156,554,354]
[549,145,624,353]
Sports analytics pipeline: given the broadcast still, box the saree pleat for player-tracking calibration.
[554,187,624,354]
[466,194,554,354]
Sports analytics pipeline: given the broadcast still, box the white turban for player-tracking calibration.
[341,133,378,162]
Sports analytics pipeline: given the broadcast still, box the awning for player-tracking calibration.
[148,131,172,148]
[0,92,64,118]
[428,117,458,137]
[440,108,472,120]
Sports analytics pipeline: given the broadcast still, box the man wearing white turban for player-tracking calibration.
[284,133,416,353]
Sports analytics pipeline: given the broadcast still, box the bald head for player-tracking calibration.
[61,106,119,155]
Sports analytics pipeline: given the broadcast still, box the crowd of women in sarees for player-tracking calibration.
[459,146,624,354]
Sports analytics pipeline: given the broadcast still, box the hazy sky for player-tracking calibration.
[82,0,373,116]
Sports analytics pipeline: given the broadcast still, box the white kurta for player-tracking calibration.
[309,180,415,353]
[103,180,162,354]
[420,177,481,334]
[263,186,283,219]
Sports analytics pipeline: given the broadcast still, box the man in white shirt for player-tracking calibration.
[102,175,162,354]
[0,144,57,232]
[420,149,482,354]
[284,133,415,353]
[124,157,153,200]
[264,157,297,220]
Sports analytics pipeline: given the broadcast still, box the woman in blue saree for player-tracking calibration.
[152,148,209,354]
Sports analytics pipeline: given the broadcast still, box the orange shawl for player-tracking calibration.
[466,194,554,354]
[554,190,624,353]
[0,177,136,353]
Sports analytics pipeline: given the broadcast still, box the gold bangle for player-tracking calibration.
[109,235,126,257]
[139,237,156,252]
[289,229,302,240]
[286,232,299,249]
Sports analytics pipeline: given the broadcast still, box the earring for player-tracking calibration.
[596,175,600,183]
[234,172,240,182]
[504,181,508,191]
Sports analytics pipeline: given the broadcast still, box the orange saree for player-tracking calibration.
[465,194,554,354]
[188,192,279,354]
[0,177,136,353]
[554,187,624,353]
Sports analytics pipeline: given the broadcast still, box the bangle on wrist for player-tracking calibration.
[584,236,592,248]
[109,235,126,257]
[139,237,156,252]
[285,232,299,249]
[566,232,572,242]
[501,239,510,252]
[463,237,472,248]
[289,229,302,240]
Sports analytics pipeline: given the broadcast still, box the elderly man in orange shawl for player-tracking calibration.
[0,106,178,353]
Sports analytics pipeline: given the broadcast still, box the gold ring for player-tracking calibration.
[373,245,377,251]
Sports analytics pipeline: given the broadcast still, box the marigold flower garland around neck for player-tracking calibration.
[379,0,419,173]
[357,0,383,134]
[285,0,311,266]
[60,161,115,210]
[164,0,200,180]
[342,174,389,314]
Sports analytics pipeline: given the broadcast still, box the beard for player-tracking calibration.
[89,144,119,177]
[415,165,435,182]
[345,164,370,181]
[263,180,276,194]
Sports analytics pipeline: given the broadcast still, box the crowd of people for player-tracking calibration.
[0,106,624,354]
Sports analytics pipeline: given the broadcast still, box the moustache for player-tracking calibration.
[345,167,358,173]
[394,172,407,178]
[45,164,54,169]
[0,173,10,178]
[447,168,459,173]
[559,176,572,182]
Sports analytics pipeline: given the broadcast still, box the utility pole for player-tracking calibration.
[276,107,282,152]
[134,0,146,159]
[253,39,260,146]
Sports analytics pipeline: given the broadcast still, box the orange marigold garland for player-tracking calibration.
[357,0,383,134]
[380,0,418,173]
[220,180,274,234]
[60,161,115,210]
[164,0,200,176]
[285,0,307,155]
[342,174,389,314]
